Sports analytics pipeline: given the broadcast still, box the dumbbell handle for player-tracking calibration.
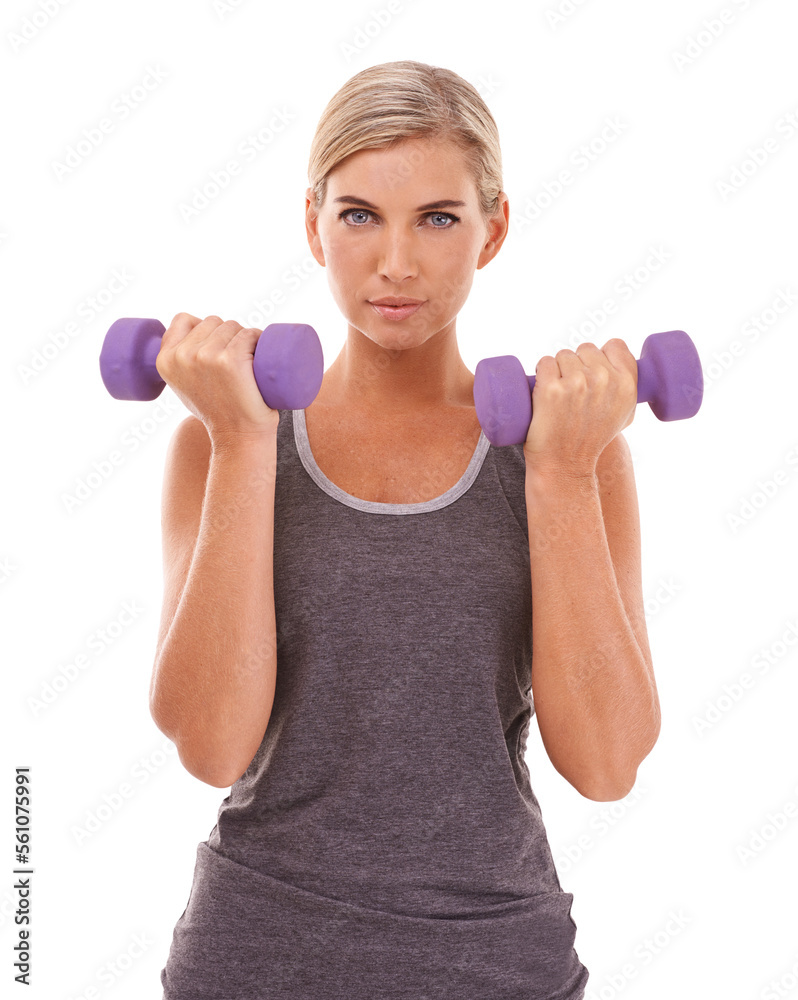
[525,349,659,406]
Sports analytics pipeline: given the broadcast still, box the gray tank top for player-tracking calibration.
[160,407,589,1000]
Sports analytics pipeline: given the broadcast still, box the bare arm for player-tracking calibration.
[149,413,280,788]
[525,432,660,801]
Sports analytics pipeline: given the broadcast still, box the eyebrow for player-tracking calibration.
[333,196,467,212]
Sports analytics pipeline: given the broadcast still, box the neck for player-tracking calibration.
[322,321,475,416]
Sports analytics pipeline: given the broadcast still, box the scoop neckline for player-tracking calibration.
[291,407,491,515]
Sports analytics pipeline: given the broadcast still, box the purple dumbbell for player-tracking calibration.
[474,330,704,447]
[99,317,324,409]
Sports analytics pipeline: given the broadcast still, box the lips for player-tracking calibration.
[369,298,424,306]
[369,301,424,321]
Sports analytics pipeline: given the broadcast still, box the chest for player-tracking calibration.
[303,405,483,505]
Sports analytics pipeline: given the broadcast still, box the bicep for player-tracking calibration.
[595,432,654,678]
[150,415,211,705]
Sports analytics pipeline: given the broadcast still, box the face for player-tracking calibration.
[305,136,508,354]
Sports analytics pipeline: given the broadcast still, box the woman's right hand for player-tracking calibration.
[155,313,279,443]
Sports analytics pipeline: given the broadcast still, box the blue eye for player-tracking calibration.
[337,209,460,228]
[428,213,458,227]
[340,209,370,225]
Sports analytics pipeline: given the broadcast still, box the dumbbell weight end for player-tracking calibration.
[100,318,166,401]
[635,330,703,421]
[253,323,323,410]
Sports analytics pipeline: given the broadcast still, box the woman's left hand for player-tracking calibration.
[523,339,638,479]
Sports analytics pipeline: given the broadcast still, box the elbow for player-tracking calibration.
[576,726,661,802]
[177,739,247,788]
[576,769,637,802]
[181,728,262,788]
[186,756,238,789]
[148,697,242,789]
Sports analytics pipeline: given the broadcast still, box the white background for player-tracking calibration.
[3,0,797,997]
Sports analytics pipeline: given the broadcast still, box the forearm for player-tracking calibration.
[152,433,278,787]
[525,465,660,801]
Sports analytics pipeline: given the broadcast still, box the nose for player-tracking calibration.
[376,229,419,283]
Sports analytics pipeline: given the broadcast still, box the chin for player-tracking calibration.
[347,316,424,352]
[364,332,415,356]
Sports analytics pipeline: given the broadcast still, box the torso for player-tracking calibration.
[303,398,484,505]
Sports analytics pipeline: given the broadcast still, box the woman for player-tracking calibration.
[152,60,660,999]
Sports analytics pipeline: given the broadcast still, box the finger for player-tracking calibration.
[576,341,603,364]
[533,355,560,382]
[162,313,232,352]
[178,317,248,360]
[199,317,248,343]
[186,315,240,349]
[554,347,590,379]
[601,337,638,379]
[222,326,264,355]
[160,311,203,350]
[573,341,608,370]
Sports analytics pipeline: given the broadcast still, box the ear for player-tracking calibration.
[305,187,326,267]
[476,192,510,270]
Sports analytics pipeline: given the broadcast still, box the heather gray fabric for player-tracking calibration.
[160,407,589,999]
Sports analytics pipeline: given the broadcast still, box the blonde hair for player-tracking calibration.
[307,60,503,221]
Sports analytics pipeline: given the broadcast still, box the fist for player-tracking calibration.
[523,338,638,478]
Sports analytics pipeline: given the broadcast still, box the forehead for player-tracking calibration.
[327,137,476,202]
